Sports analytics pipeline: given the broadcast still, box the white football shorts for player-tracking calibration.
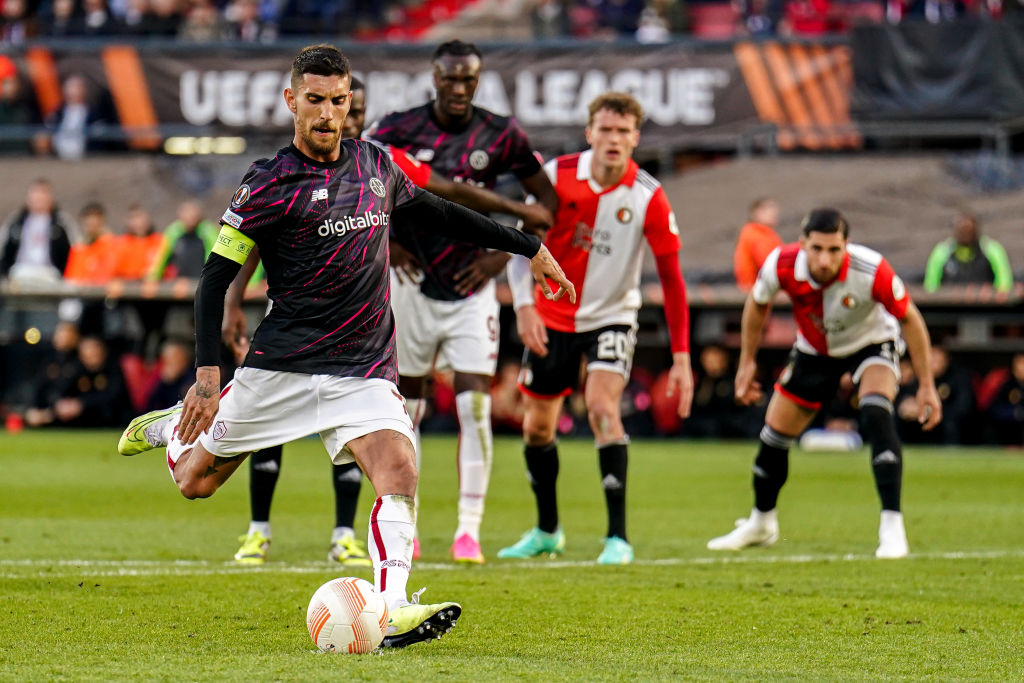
[390,273,499,377]
[199,367,414,464]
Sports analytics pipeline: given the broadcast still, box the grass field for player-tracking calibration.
[1,431,1023,681]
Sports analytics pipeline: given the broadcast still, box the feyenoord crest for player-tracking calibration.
[231,184,251,208]
[841,294,857,308]
[469,150,489,170]
[369,177,386,198]
[616,207,633,223]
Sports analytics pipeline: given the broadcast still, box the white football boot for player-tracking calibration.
[875,510,909,559]
[707,508,779,550]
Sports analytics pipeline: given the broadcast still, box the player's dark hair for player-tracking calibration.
[350,76,364,92]
[800,208,848,238]
[79,201,105,218]
[432,40,482,62]
[587,92,644,127]
[291,44,350,88]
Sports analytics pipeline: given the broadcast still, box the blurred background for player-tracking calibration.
[1,0,1023,446]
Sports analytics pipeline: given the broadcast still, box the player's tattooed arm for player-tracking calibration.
[179,366,221,445]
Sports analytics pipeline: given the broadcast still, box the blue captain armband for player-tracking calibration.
[212,224,255,264]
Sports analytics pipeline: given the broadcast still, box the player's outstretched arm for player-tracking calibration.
[393,190,576,302]
[900,302,942,431]
[654,252,693,418]
[736,294,771,405]
[427,174,554,236]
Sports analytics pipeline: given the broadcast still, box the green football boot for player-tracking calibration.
[233,530,270,565]
[496,527,565,559]
[380,588,461,648]
[117,402,182,456]
[596,536,634,565]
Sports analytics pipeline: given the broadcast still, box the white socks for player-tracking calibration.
[455,391,492,542]
[248,521,271,538]
[332,526,354,543]
[368,495,415,609]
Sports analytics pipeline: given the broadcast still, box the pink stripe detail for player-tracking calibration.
[285,301,370,357]
[268,197,287,206]
[302,241,345,286]
[251,179,276,195]
[431,245,454,266]
[363,327,395,378]
[284,188,301,215]
[370,497,387,591]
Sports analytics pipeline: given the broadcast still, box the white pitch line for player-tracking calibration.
[0,549,1022,579]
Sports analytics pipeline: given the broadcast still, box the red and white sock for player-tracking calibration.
[164,414,189,478]
[455,391,492,542]
[368,494,415,610]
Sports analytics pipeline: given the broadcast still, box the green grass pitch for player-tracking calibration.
[1,431,1022,680]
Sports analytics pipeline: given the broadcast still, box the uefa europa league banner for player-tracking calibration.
[29,43,766,153]
[22,41,858,152]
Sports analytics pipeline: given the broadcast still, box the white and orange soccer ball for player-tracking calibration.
[306,577,389,654]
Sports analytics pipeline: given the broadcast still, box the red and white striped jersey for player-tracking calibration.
[753,242,910,358]
[533,151,681,333]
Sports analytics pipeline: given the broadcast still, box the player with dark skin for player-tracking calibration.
[389,48,559,403]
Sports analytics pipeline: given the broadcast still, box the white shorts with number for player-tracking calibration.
[390,273,499,377]
[198,367,414,464]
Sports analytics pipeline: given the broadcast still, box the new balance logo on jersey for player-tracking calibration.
[312,188,329,202]
[318,210,389,238]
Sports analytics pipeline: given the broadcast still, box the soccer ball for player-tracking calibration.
[306,577,389,654]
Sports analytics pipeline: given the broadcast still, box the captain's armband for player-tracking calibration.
[212,225,255,265]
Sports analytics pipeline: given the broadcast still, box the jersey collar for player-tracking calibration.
[287,143,350,169]
[576,150,638,195]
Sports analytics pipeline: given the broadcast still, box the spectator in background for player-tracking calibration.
[24,336,129,428]
[1,0,35,44]
[44,75,109,161]
[178,0,226,41]
[145,339,195,411]
[25,321,81,428]
[989,353,1024,446]
[530,0,570,37]
[734,197,782,291]
[39,0,78,37]
[139,0,183,36]
[0,58,40,154]
[0,179,78,283]
[149,200,218,281]
[897,346,973,444]
[224,0,273,42]
[75,0,122,36]
[681,344,760,438]
[64,202,118,284]
[113,204,163,280]
[924,212,1013,293]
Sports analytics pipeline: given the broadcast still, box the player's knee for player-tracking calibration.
[524,422,556,446]
[178,477,217,500]
[860,394,897,436]
[586,403,621,440]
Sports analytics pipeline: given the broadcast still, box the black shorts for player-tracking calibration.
[775,340,903,411]
[519,325,636,398]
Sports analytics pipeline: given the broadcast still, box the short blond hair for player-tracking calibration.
[587,92,644,127]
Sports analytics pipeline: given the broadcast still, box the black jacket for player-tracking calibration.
[0,207,75,277]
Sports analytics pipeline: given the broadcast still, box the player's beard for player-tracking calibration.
[302,125,341,156]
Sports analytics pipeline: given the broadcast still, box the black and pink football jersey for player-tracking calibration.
[365,103,541,301]
[221,141,420,381]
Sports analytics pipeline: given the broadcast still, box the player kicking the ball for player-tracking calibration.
[117,44,574,647]
[498,92,694,565]
[706,208,941,559]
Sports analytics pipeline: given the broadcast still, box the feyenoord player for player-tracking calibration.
[364,40,559,564]
[117,44,574,647]
[499,92,694,565]
[706,208,942,559]
[223,77,552,567]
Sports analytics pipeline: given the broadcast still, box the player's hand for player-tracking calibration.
[665,352,694,419]
[516,304,549,357]
[529,245,576,303]
[179,366,220,445]
[734,358,763,405]
[454,251,510,296]
[916,382,942,431]
[519,203,554,237]
[221,303,248,364]
[389,240,423,285]
[53,398,83,422]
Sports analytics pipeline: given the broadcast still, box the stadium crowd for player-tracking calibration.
[2,177,1021,446]
[0,0,1019,50]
